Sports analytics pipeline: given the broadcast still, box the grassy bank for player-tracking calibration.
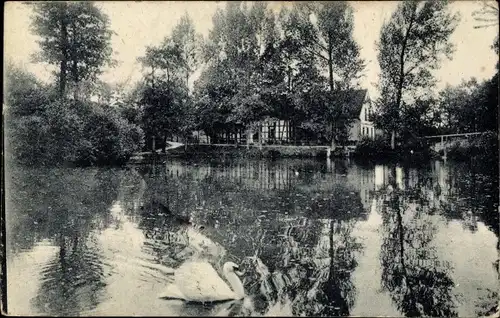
[129,141,440,165]
[440,131,498,163]
[351,136,440,163]
[170,144,334,159]
[129,144,338,163]
[129,132,498,165]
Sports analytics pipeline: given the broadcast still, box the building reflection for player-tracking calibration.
[7,157,498,316]
[131,158,498,317]
[164,158,383,215]
[166,160,300,191]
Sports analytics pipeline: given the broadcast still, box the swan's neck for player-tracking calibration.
[224,271,245,299]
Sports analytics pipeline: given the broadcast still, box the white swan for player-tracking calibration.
[159,261,245,303]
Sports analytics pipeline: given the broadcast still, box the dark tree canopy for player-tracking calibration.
[376,1,459,148]
[30,1,114,98]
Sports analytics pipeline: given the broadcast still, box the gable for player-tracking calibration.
[343,89,368,119]
[360,96,373,121]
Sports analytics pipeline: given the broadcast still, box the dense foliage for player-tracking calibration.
[4,2,143,167]
[375,1,460,149]
[438,74,498,134]
[5,63,143,167]
[5,1,498,166]
[30,1,114,99]
[133,2,365,149]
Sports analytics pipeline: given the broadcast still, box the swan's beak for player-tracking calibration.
[233,266,244,276]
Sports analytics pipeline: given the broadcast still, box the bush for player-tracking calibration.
[446,131,499,161]
[5,115,51,166]
[354,136,392,157]
[6,99,145,167]
[4,62,56,117]
[77,104,145,166]
[4,65,145,167]
[5,100,85,165]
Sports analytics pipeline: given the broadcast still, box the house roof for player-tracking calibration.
[322,89,368,119]
[342,89,368,119]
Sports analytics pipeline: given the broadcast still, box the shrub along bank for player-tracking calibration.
[4,66,144,167]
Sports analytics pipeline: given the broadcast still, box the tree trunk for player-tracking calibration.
[59,4,69,99]
[72,61,79,101]
[391,130,396,150]
[258,123,262,149]
[331,122,336,151]
[151,66,155,90]
[70,20,80,101]
[328,43,334,92]
[59,61,67,100]
[328,35,337,151]
[393,8,416,150]
[288,65,292,91]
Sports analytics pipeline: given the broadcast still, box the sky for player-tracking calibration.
[4,1,499,98]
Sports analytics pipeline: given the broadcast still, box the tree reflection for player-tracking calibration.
[6,168,122,315]
[446,160,498,237]
[134,166,213,268]
[289,219,361,317]
[378,166,458,317]
[7,167,119,252]
[31,233,107,315]
[130,159,368,316]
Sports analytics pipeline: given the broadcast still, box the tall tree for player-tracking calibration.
[472,1,499,31]
[170,12,203,88]
[138,45,182,91]
[438,76,498,134]
[30,1,114,100]
[279,2,365,149]
[283,2,364,92]
[376,1,459,149]
[195,2,285,143]
[30,2,69,98]
[138,39,189,151]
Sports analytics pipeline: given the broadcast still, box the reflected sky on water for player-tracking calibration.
[5,157,499,316]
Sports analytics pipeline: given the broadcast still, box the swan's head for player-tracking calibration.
[223,262,243,276]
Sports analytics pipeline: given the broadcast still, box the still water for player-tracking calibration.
[5,158,499,316]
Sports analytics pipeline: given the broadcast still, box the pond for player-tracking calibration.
[5,157,499,316]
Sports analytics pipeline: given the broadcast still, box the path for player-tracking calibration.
[164,141,184,151]
[128,141,185,163]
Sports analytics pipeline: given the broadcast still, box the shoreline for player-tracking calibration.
[127,143,441,165]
